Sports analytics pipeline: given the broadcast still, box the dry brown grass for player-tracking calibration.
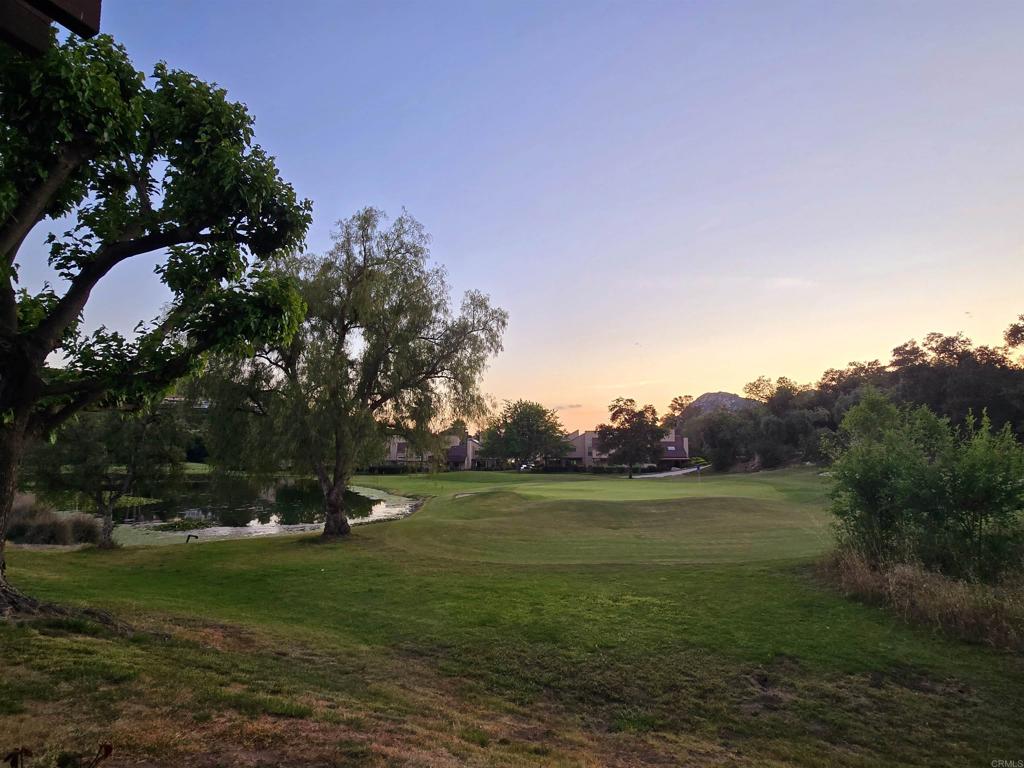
[6,494,99,545]
[819,549,1024,651]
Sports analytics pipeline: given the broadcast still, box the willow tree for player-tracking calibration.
[0,36,310,612]
[204,208,507,536]
[28,406,185,548]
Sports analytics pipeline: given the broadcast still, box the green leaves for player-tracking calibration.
[481,400,567,466]
[0,35,144,224]
[831,392,1024,581]
[1,33,311,440]
[201,208,507,503]
[596,398,666,471]
[26,405,187,512]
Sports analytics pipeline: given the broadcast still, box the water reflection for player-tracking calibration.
[117,476,381,528]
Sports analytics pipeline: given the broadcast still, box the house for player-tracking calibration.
[559,424,689,468]
[380,434,482,471]
[377,422,689,472]
[445,435,483,471]
[657,425,690,468]
[562,430,606,468]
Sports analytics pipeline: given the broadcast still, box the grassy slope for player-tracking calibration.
[2,468,1022,766]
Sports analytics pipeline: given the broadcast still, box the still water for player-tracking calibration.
[99,476,415,545]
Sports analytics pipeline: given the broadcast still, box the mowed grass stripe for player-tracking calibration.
[378,492,832,564]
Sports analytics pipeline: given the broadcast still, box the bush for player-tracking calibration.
[820,549,1024,651]
[68,513,101,544]
[830,390,1024,582]
[9,504,72,544]
[6,495,100,545]
[587,465,632,475]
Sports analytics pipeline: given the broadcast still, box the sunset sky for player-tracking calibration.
[21,0,1024,430]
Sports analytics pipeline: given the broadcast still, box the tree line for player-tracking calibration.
[476,397,672,477]
[678,319,1024,471]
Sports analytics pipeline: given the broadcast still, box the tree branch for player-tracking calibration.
[28,225,202,356]
[0,272,17,336]
[1,143,90,266]
[30,328,220,437]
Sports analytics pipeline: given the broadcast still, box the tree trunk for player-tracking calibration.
[99,504,116,549]
[322,485,351,538]
[0,422,38,616]
[0,575,42,617]
[628,465,634,479]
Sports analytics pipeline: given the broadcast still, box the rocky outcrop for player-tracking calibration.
[683,391,759,416]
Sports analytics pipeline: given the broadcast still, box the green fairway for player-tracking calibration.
[2,468,1022,766]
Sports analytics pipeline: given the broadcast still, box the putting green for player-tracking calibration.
[362,467,832,564]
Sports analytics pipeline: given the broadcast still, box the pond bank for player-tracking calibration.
[114,485,419,546]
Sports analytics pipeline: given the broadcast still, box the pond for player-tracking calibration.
[91,476,417,546]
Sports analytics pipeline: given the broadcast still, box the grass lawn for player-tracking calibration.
[2,468,1021,766]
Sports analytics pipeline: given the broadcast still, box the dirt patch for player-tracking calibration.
[737,662,798,717]
[179,623,260,653]
[876,666,976,699]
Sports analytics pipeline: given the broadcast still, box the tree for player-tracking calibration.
[754,414,788,469]
[0,36,310,611]
[743,376,776,403]
[699,410,752,471]
[28,406,185,548]
[445,418,469,441]
[203,208,507,537]
[480,400,568,467]
[660,394,693,429]
[743,376,808,415]
[595,398,666,478]
[1005,314,1024,349]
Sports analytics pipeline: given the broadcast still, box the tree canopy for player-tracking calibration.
[679,316,1024,472]
[660,394,693,429]
[595,398,665,477]
[0,34,310,609]
[28,406,185,547]
[202,208,507,536]
[480,400,568,467]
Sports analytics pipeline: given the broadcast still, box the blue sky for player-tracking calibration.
[22,0,1024,428]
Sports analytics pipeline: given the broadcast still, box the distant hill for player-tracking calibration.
[682,391,759,417]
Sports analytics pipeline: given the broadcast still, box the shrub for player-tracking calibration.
[9,504,72,545]
[68,513,101,544]
[830,390,1024,582]
[6,496,100,545]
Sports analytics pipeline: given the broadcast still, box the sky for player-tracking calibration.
[21,0,1024,430]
